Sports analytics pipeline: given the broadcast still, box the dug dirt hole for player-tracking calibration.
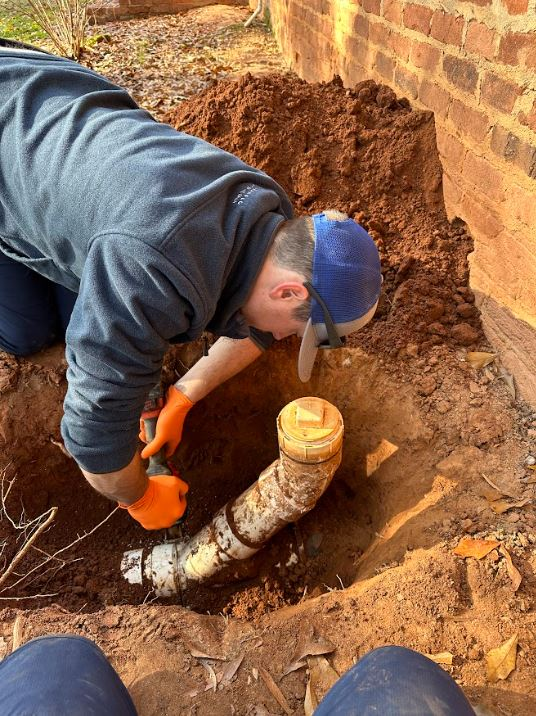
[0,341,439,619]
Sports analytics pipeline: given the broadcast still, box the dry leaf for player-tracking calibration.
[252,667,259,680]
[303,656,339,715]
[259,666,292,715]
[499,545,522,591]
[201,661,218,692]
[486,634,518,682]
[481,472,518,499]
[221,654,244,684]
[425,651,454,665]
[488,498,530,514]
[453,537,500,559]
[11,615,24,653]
[499,368,516,399]
[466,352,495,370]
[282,626,336,676]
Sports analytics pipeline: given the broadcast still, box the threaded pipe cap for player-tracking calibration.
[277,397,343,463]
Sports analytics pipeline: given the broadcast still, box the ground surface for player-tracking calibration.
[1,5,536,715]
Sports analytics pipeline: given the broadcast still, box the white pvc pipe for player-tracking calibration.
[121,398,343,598]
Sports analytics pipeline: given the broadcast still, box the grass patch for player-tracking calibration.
[0,13,47,44]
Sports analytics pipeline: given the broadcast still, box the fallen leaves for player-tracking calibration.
[425,651,454,665]
[487,497,530,514]
[466,352,496,370]
[453,537,523,591]
[486,635,518,683]
[453,537,500,559]
[259,667,292,715]
[304,656,339,716]
[499,545,522,592]
[282,626,335,676]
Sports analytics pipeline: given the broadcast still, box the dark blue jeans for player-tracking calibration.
[0,251,76,355]
[0,635,137,715]
[315,646,476,715]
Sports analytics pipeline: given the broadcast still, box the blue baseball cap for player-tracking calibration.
[298,213,382,382]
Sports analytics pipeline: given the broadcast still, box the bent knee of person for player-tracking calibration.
[0,323,57,356]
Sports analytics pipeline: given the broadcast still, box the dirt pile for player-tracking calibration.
[167,72,481,358]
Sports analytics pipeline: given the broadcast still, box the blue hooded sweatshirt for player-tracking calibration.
[0,47,293,472]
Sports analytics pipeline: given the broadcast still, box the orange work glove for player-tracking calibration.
[140,386,194,459]
[120,474,189,530]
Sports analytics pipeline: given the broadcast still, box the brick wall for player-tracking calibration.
[264,0,536,405]
[95,0,245,22]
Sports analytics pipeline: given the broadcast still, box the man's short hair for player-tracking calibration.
[271,211,348,323]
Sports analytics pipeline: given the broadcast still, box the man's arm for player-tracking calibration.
[175,335,263,402]
[81,336,262,504]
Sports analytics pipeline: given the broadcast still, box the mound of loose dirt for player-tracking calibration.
[1,47,536,716]
[166,73,481,359]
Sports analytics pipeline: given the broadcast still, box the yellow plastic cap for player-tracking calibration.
[277,397,343,462]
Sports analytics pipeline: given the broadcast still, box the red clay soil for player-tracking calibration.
[0,64,536,716]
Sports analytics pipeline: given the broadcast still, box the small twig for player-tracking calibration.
[3,507,118,593]
[0,507,58,589]
[0,593,58,600]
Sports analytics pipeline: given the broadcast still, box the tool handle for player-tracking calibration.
[143,414,172,476]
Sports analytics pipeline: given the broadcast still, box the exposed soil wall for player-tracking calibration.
[262,0,536,407]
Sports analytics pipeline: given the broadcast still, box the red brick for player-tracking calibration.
[460,191,503,238]
[464,21,496,61]
[369,21,390,46]
[502,0,528,13]
[514,140,536,178]
[389,32,411,61]
[462,153,504,203]
[498,32,536,67]
[489,127,536,178]
[490,125,519,161]
[410,40,441,71]
[354,14,369,39]
[431,11,464,46]
[384,0,402,24]
[518,99,536,132]
[419,78,451,118]
[363,0,381,15]
[349,36,373,66]
[509,183,536,227]
[481,73,522,113]
[448,100,490,142]
[443,55,478,94]
[395,65,419,98]
[375,51,395,80]
[437,129,466,166]
[403,4,432,36]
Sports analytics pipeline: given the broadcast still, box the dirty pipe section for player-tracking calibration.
[121,397,344,598]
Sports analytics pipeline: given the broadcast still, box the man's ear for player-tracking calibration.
[269,282,309,301]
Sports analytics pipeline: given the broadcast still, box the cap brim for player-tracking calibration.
[297,301,380,383]
[298,318,318,382]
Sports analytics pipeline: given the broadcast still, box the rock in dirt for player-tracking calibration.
[451,323,480,346]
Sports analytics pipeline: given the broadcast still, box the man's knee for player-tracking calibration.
[0,320,57,356]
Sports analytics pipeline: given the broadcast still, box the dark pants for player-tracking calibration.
[0,635,137,715]
[0,251,76,355]
[315,646,476,715]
